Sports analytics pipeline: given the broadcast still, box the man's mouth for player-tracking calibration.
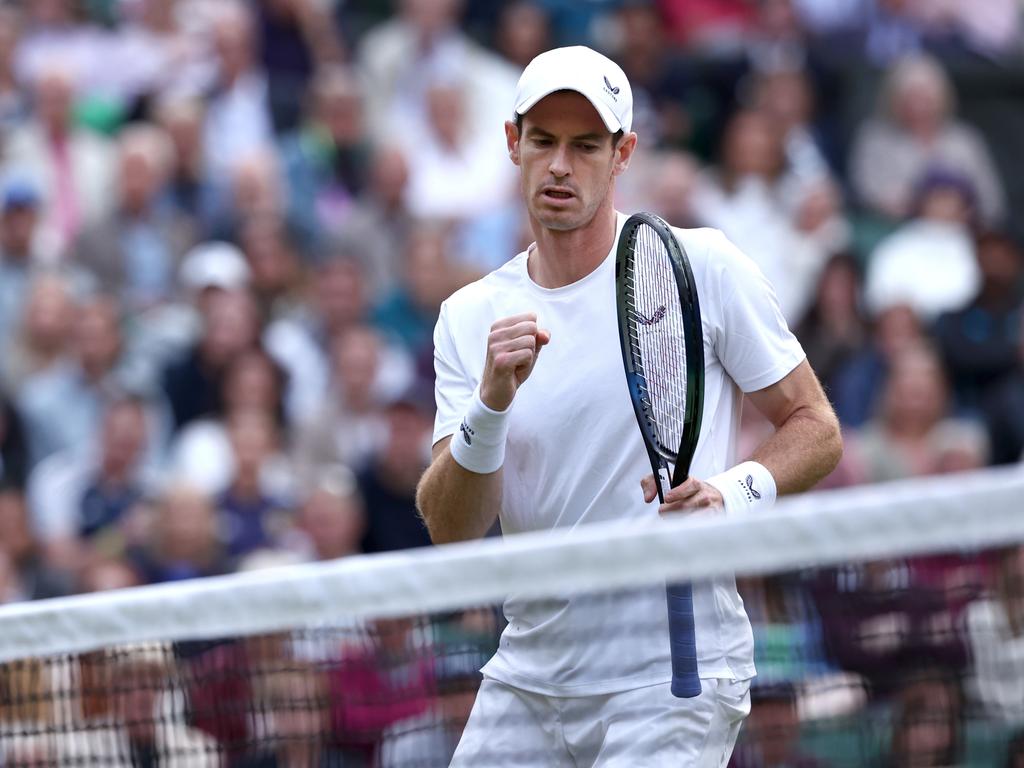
[542,187,575,200]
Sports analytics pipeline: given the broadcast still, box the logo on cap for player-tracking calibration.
[603,75,620,100]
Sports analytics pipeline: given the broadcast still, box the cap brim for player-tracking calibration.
[515,88,622,134]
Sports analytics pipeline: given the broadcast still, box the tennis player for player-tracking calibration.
[416,46,842,767]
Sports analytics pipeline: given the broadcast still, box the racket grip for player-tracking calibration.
[666,582,702,698]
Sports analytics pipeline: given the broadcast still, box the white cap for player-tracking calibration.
[179,241,251,293]
[514,46,633,134]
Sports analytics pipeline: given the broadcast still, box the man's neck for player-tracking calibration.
[527,203,618,289]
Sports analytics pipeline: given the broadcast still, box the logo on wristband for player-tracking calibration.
[460,420,475,446]
[744,475,761,500]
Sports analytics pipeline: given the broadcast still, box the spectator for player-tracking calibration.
[256,0,344,134]
[828,303,926,428]
[0,7,27,134]
[154,96,210,225]
[358,397,434,554]
[378,640,487,768]
[279,65,372,248]
[0,488,67,600]
[215,408,293,563]
[306,256,372,347]
[71,643,219,767]
[332,145,413,297]
[795,253,869,405]
[629,149,703,230]
[731,683,829,768]
[202,1,274,178]
[162,284,260,429]
[237,215,306,322]
[610,2,696,149]
[13,0,106,94]
[494,2,551,70]
[105,0,210,112]
[0,178,55,357]
[16,294,150,467]
[358,0,516,147]
[888,669,964,768]
[131,485,227,583]
[693,109,828,322]
[659,0,757,51]
[0,273,75,397]
[169,346,290,496]
[0,396,28,491]
[401,75,517,223]
[2,64,116,254]
[206,147,287,243]
[373,224,457,357]
[236,662,356,767]
[848,345,971,483]
[294,325,403,479]
[849,53,1005,226]
[75,124,197,310]
[864,168,981,323]
[934,230,1023,412]
[329,617,434,761]
[291,467,366,562]
[966,544,1024,725]
[981,314,1024,465]
[26,395,155,578]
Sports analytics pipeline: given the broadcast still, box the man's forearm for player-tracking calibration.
[415,440,502,544]
[750,404,842,496]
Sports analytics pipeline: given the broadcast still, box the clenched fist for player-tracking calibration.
[479,312,551,411]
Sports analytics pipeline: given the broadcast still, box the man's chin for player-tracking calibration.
[531,207,586,232]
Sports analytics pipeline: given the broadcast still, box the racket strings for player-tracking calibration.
[629,224,688,456]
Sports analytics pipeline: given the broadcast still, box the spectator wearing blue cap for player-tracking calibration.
[0,178,46,360]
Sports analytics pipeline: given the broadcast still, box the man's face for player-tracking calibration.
[507,91,633,232]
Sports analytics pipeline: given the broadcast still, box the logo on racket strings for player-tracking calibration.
[460,420,475,445]
[636,305,667,326]
[745,475,761,500]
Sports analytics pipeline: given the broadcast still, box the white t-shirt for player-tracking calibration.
[432,213,805,696]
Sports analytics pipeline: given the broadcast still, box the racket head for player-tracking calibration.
[615,212,705,486]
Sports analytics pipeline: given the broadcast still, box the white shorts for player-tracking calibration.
[450,677,752,768]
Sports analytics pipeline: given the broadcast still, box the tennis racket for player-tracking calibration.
[615,212,705,699]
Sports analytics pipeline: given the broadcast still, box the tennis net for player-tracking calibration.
[1,467,1023,766]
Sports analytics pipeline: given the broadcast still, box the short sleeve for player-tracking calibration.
[432,301,475,444]
[708,232,806,393]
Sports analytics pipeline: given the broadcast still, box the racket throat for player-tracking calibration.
[656,465,673,504]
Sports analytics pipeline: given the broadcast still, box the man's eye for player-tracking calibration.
[578,143,598,152]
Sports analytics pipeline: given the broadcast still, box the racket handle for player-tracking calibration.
[666,582,702,698]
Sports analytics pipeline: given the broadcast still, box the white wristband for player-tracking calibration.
[706,461,777,517]
[449,388,512,474]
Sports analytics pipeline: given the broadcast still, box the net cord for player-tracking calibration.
[0,466,1022,663]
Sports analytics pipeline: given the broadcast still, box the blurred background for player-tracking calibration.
[0,0,1023,764]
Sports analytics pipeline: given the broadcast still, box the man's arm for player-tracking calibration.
[415,437,502,545]
[644,360,842,511]
[416,313,550,544]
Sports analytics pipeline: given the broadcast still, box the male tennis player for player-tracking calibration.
[416,46,842,766]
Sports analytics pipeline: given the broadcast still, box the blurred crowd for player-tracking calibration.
[0,0,1022,764]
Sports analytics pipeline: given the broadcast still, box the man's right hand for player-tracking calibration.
[479,312,551,411]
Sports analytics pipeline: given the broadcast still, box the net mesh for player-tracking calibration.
[2,468,1024,767]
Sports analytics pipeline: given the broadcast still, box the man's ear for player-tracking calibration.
[612,131,638,176]
[505,120,521,166]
